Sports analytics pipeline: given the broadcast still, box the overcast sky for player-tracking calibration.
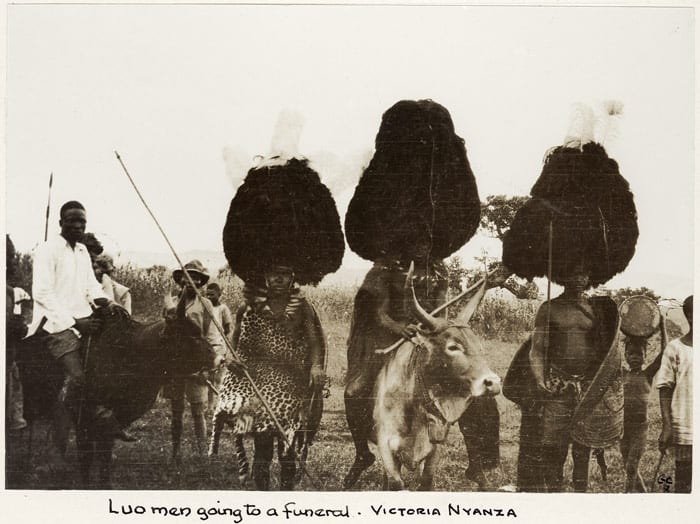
[4,3,694,298]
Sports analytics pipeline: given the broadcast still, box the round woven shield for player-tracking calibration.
[619,295,661,338]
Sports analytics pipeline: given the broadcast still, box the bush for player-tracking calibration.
[113,264,174,322]
[446,293,538,343]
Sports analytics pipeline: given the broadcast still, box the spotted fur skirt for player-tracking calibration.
[214,310,309,447]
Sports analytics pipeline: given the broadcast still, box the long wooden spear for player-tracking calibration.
[113,151,321,489]
[44,173,53,241]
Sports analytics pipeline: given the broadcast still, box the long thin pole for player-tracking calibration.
[113,151,320,489]
[114,152,241,365]
[44,173,53,241]
[544,220,553,373]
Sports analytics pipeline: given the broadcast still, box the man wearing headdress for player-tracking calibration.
[502,103,638,492]
[223,263,328,489]
[214,153,344,490]
[528,262,610,492]
[343,99,501,490]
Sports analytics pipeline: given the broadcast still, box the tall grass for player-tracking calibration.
[115,265,536,341]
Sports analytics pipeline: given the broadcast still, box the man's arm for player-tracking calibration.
[369,269,416,339]
[121,291,132,316]
[656,342,676,451]
[302,300,326,390]
[221,304,233,337]
[658,387,673,451]
[529,302,552,394]
[230,306,245,354]
[15,288,33,325]
[223,305,246,371]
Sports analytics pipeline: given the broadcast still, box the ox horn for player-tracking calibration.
[456,276,487,325]
[404,261,438,332]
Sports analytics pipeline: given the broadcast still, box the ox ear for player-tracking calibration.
[456,280,487,325]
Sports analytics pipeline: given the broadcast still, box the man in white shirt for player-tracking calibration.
[28,200,134,442]
[657,295,693,493]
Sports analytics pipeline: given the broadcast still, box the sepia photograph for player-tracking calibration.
[2,1,696,522]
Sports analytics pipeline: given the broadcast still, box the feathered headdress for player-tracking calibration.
[344,99,481,262]
[502,102,638,287]
[222,111,344,286]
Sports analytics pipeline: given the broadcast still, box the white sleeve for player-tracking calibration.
[32,243,75,332]
[14,287,31,302]
[122,291,132,315]
[655,341,677,389]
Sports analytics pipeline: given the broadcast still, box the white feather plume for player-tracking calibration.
[563,103,596,150]
[267,109,305,162]
[595,100,624,145]
[222,146,255,187]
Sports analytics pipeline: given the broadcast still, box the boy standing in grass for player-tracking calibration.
[657,295,693,493]
[167,260,219,457]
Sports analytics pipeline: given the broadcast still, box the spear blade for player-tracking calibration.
[44,173,53,241]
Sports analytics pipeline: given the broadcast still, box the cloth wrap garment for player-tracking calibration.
[508,296,623,447]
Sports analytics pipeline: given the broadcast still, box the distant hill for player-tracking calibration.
[121,250,229,274]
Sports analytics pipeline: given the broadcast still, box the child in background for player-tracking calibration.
[205,282,232,411]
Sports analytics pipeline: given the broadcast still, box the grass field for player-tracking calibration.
[5,310,674,493]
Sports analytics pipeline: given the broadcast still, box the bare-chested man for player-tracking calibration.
[530,264,603,493]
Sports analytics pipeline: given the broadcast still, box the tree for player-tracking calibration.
[479,194,529,240]
[445,255,472,297]
[608,286,661,306]
[7,250,33,293]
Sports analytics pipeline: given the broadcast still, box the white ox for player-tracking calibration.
[370,267,501,490]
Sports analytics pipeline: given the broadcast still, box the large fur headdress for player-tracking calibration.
[345,99,481,262]
[502,103,638,287]
[223,157,344,286]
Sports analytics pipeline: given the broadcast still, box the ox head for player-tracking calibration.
[404,263,501,401]
[163,316,222,377]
